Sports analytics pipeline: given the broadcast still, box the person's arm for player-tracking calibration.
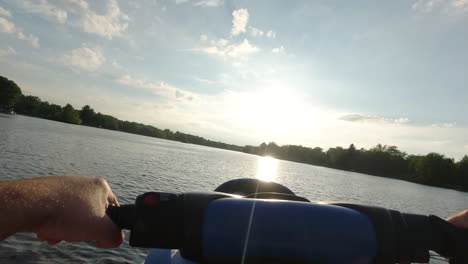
[0,176,123,248]
[447,210,468,229]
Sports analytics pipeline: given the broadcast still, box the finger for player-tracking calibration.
[447,210,468,229]
[108,193,119,206]
[93,216,125,248]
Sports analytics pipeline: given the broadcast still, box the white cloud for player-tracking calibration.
[412,0,468,14]
[117,75,196,101]
[200,46,225,56]
[0,6,12,17]
[175,0,190,4]
[21,1,67,23]
[226,39,259,57]
[17,31,40,48]
[82,0,129,39]
[22,0,129,39]
[431,122,457,128]
[46,0,89,13]
[250,27,276,39]
[200,39,259,58]
[111,60,122,69]
[60,46,106,71]
[272,46,285,53]
[193,76,214,84]
[0,17,40,47]
[249,26,264,37]
[231,8,249,36]
[210,38,228,46]
[339,114,411,125]
[452,0,468,10]
[465,144,468,150]
[412,0,443,12]
[266,30,276,38]
[199,34,208,42]
[0,47,16,57]
[194,0,223,7]
[0,17,15,33]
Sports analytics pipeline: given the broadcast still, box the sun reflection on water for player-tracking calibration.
[256,156,279,182]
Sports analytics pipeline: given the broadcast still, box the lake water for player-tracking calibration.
[1,114,467,264]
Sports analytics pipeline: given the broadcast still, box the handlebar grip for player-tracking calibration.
[428,215,468,263]
[106,204,136,230]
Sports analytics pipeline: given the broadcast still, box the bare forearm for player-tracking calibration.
[0,176,123,248]
[0,177,57,238]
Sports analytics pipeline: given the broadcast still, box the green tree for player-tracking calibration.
[80,105,96,125]
[14,95,42,115]
[174,131,189,143]
[265,142,280,157]
[60,104,82,124]
[456,156,468,189]
[0,76,23,111]
[410,153,454,185]
[327,147,348,169]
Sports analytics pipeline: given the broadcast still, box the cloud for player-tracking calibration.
[249,26,264,37]
[272,46,285,53]
[210,38,228,46]
[339,114,411,125]
[249,27,276,39]
[412,0,468,14]
[266,30,276,38]
[431,122,457,128]
[231,8,249,36]
[0,47,16,57]
[111,60,122,69]
[117,75,196,101]
[21,1,67,23]
[226,39,259,57]
[0,6,12,17]
[0,17,40,47]
[82,0,129,39]
[21,0,129,39]
[175,0,223,7]
[194,0,223,7]
[17,31,40,48]
[60,46,106,71]
[452,0,468,10]
[200,39,259,58]
[193,76,214,84]
[411,0,443,12]
[0,17,15,33]
[199,34,208,42]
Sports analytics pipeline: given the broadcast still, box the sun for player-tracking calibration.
[230,87,312,138]
[256,156,279,182]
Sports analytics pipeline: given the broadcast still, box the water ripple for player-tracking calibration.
[1,116,465,264]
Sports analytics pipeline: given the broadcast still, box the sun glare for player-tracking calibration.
[256,156,279,182]
[228,86,327,140]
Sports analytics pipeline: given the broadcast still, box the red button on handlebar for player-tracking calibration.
[143,194,159,206]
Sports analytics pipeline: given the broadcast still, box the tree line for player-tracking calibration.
[1,75,467,191]
[243,142,468,190]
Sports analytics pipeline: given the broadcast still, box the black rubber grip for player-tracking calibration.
[428,215,468,263]
[106,204,136,230]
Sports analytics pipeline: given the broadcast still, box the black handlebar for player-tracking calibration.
[106,204,135,230]
[106,192,468,264]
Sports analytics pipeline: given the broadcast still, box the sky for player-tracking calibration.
[0,0,467,159]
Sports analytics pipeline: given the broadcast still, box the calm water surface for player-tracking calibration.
[1,115,467,264]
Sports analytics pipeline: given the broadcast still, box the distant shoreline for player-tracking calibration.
[1,74,467,193]
[8,114,468,193]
